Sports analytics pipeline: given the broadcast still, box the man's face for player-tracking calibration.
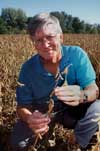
[32,24,63,63]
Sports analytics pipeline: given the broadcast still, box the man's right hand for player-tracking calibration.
[27,110,51,135]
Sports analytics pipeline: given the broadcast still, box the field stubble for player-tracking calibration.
[0,34,100,151]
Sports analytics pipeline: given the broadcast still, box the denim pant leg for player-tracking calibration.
[11,120,35,151]
[74,99,100,148]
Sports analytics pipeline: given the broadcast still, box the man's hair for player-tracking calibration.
[28,12,62,36]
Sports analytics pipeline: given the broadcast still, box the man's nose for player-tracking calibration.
[42,38,50,48]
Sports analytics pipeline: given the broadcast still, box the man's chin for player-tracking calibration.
[44,58,53,62]
[41,57,55,63]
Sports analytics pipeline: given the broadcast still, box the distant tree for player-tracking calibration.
[85,23,92,33]
[0,9,100,34]
[0,17,8,34]
[58,11,68,33]
[72,17,85,33]
[1,8,27,33]
[51,12,86,34]
[90,25,98,34]
[79,21,86,33]
[97,24,100,34]
[1,8,17,27]
[65,15,73,33]
[16,8,27,30]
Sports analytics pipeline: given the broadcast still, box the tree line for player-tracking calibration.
[0,8,100,34]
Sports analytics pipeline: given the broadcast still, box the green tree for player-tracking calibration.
[72,17,85,33]
[50,11,85,33]
[85,23,92,33]
[1,8,27,33]
[16,8,27,30]
[96,24,100,34]
[0,17,8,34]
[65,15,73,33]
[1,8,17,27]
[90,26,98,34]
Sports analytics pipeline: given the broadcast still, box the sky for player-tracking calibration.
[0,0,100,24]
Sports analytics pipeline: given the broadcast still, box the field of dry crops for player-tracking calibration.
[0,34,100,151]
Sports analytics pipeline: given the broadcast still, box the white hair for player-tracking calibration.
[28,12,62,36]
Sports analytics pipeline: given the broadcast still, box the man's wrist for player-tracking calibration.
[83,92,88,103]
[80,91,88,103]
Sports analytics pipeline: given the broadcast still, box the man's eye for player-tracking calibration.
[36,39,42,43]
[35,35,56,44]
[47,36,55,40]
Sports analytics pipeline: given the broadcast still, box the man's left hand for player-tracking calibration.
[54,85,81,106]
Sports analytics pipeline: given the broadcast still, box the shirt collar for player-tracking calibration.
[59,45,71,72]
[36,45,71,76]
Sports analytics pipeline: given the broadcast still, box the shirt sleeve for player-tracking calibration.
[73,47,96,88]
[16,64,33,105]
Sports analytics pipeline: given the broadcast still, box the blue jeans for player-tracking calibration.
[74,99,100,148]
[11,100,100,150]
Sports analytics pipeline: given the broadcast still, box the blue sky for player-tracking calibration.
[0,0,100,24]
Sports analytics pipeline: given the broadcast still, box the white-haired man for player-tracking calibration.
[11,12,99,151]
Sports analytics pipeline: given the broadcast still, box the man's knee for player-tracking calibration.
[11,142,27,151]
[11,133,28,151]
[11,134,35,151]
[87,100,100,115]
[10,120,34,151]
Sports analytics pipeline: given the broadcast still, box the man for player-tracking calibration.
[11,12,99,151]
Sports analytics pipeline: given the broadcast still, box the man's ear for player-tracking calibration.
[60,34,63,43]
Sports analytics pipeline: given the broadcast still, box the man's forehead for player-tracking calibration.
[35,23,57,37]
[43,23,57,33]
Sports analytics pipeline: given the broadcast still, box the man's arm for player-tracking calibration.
[17,105,33,123]
[17,105,50,134]
[80,83,99,103]
[55,83,99,106]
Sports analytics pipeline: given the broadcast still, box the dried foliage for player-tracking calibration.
[0,34,100,151]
